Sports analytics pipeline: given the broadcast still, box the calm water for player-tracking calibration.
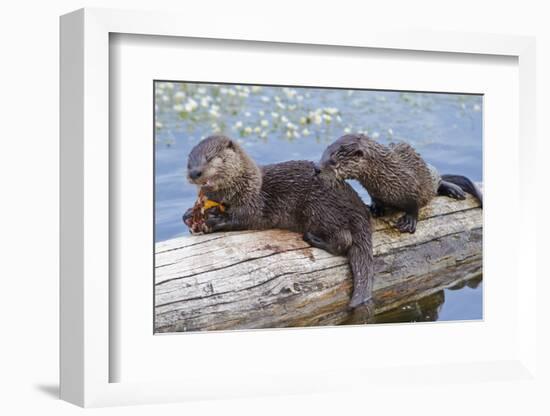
[154,82,483,323]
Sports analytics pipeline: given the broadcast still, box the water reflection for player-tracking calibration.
[374,276,483,324]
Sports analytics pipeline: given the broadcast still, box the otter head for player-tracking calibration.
[319,134,368,180]
[187,135,245,191]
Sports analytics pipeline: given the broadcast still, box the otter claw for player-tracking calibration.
[396,214,417,234]
[303,232,324,246]
[449,188,466,199]
[204,213,225,228]
[182,208,194,227]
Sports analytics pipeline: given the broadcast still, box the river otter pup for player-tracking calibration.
[183,135,374,312]
[320,134,483,233]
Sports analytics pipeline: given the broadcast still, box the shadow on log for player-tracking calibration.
[155,193,482,332]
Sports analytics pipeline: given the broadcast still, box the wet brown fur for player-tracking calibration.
[320,134,482,233]
[186,135,375,313]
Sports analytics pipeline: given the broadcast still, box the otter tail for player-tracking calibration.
[348,223,374,313]
[440,174,483,207]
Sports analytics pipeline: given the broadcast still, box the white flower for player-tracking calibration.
[271,112,279,119]
[251,86,262,93]
[260,119,269,127]
[244,126,252,135]
[254,126,261,133]
[234,121,243,129]
[302,128,310,136]
[473,104,481,112]
[261,96,270,102]
[387,128,394,137]
[372,131,380,139]
[164,82,174,90]
[259,110,265,116]
[245,112,251,117]
[284,88,297,98]
[299,117,307,125]
[313,114,322,125]
[281,115,289,123]
[184,99,198,112]
[344,127,352,134]
[324,107,339,115]
[228,89,236,96]
[174,91,186,100]
[200,97,210,107]
[323,114,332,123]
[155,121,163,129]
[173,104,184,112]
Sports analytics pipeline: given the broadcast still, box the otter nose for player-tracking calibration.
[189,169,202,180]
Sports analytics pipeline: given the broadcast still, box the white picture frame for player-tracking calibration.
[60,7,538,407]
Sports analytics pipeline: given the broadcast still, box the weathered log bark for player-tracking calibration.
[155,193,482,332]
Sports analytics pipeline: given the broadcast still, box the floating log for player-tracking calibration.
[155,193,482,332]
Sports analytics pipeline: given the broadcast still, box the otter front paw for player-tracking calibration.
[182,207,194,228]
[204,211,227,229]
[395,213,417,234]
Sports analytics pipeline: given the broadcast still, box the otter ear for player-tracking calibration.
[351,148,364,158]
[226,139,235,150]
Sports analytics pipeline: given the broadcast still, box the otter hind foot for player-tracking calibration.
[395,213,417,234]
[438,180,466,200]
[304,232,334,254]
[303,232,348,256]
